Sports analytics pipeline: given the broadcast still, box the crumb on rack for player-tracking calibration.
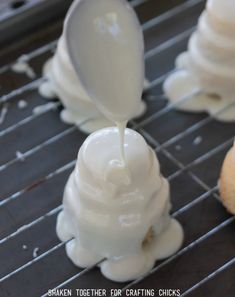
[193,136,202,146]
[18,100,28,109]
[11,55,36,79]
[175,145,182,151]
[33,247,40,258]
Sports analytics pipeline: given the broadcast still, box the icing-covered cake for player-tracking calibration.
[39,35,114,133]
[57,127,183,282]
[164,0,235,121]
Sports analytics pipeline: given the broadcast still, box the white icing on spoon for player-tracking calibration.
[65,0,144,163]
[65,0,144,123]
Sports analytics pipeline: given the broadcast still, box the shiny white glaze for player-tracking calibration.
[65,0,144,124]
[164,0,235,121]
[207,0,235,25]
[57,128,183,282]
[39,36,116,133]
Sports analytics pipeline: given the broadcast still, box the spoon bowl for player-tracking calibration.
[64,0,145,123]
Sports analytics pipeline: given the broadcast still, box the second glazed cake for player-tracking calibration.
[164,0,235,121]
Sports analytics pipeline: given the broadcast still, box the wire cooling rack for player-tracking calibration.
[0,0,234,296]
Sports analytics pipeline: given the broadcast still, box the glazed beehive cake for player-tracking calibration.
[0,0,234,296]
[164,0,235,121]
[57,127,183,282]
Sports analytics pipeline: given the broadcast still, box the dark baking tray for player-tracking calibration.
[0,0,234,296]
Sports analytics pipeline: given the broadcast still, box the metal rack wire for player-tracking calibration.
[0,0,38,17]
[0,0,234,296]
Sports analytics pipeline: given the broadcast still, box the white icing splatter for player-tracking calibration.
[16,151,25,162]
[193,136,202,146]
[175,145,182,151]
[33,102,57,115]
[17,100,28,109]
[33,247,39,258]
[12,55,36,79]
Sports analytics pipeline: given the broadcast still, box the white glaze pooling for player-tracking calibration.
[57,128,183,282]
[164,0,235,121]
[39,35,115,133]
